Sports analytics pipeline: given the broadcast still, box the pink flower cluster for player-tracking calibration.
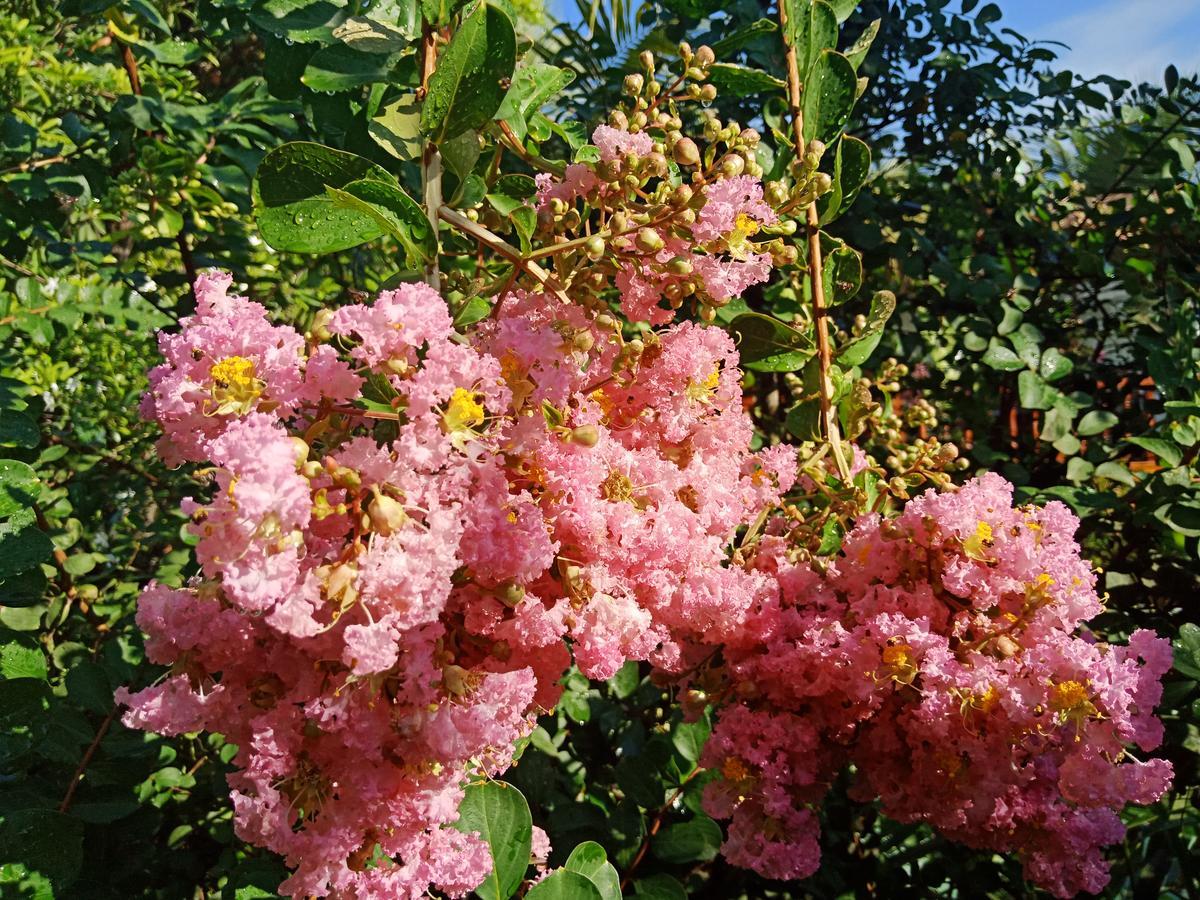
[123,271,1170,899]
[120,272,790,897]
[696,474,1173,897]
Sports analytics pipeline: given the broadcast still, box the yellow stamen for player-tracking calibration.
[963,520,994,561]
[442,388,485,433]
[208,355,264,415]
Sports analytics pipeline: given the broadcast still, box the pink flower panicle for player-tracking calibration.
[124,271,1171,900]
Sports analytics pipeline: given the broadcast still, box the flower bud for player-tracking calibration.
[623,73,644,96]
[608,109,629,130]
[309,308,335,342]
[699,304,717,323]
[584,235,606,260]
[764,181,788,206]
[635,227,664,252]
[678,41,693,60]
[672,137,700,166]
[685,66,706,81]
[719,154,745,177]
[814,172,833,195]
[640,50,655,70]
[740,127,761,145]
[672,184,694,207]
[667,255,693,275]
[695,45,715,67]
[291,436,311,464]
[569,424,600,447]
[331,466,361,490]
[699,84,717,103]
[573,329,596,353]
[368,489,408,536]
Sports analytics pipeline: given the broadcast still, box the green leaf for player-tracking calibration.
[1094,461,1136,486]
[487,173,537,216]
[1009,325,1042,369]
[496,63,576,141]
[823,244,863,306]
[1038,347,1073,382]
[706,64,786,98]
[331,15,410,53]
[442,130,483,179]
[1077,410,1118,436]
[729,313,815,372]
[981,340,1024,371]
[421,2,516,143]
[825,0,859,22]
[1173,623,1200,681]
[784,0,837,79]
[710,18,777,56]
[1017,370,1055,410]
[845,17,880,69]
[249,0,349,44]
[652,815,722,864]
[301,44,393,92]
[0,459,38,518]
[0,637,46,680]
[0,409,39,448]
[369,93,423,161]
[452,781,532,900]
[817,134,870,224]
[671,717,710,764]
[633,874,687,900]
[837,289,895,367]
[801,50,857,144]
[1127,436,1183,468]
[1066,457,1094,482]
[525,869,603,900]
[0,519,53,580]
[0,809,83,890]
[0,568,48,608]
[452,295,491,327]
[253,142,393,253]
[564,842,621,900]
[324,179,435,269]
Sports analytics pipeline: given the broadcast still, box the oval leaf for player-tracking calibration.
[452,781,532,900]
[421,2,516,143]
[802,50,857,145]
[729,312,815,372]
[525,869,603,900]
[253,142,393,253]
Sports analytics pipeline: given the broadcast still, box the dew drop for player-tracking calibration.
[293,212,306,224]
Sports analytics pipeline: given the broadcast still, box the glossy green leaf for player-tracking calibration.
[671,717,710,764]
[1017,369,1055,410]
[706,64,786,98]
[784,0,837,79]
[496,63,576,141]
[981,340,1025,371]
[825,0,859,22]
[324,179,435,268]
[837,290,895,366]
[710,18,777,56]
[1175,623,1200,681]
[564,841,620,900]
[652,815,722,864]
[0,809,83,889]
[253,142,392,253]
[1077,410,1118,436]
[729,312,815,372]
[1127,436,1183,468]
[248,0,348,44]
[1038,347,1073,382]
[0,409,39,448]
[0,459,38,518]
[301,44,392,92]
[818,134,871,224]
[823,244,863,306]
[801,50,857,144]
[369,93,423,161]
[0,637,46,681]
[0,517,53,580]
[845,17,880,69]
[452,781,532,900]
[331,15,409,53]
[525,869,603,900]
[421,2,516,143]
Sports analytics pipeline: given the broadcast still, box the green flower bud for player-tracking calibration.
[667,255,693,275]
[623,73,644,96]
[585,235,606,260]
[719,154,745,177]
[635,227,665,252]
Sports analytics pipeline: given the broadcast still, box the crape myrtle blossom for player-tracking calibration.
[698,474,1173,897]
[122,270,1171,899]
[121,273,793,897]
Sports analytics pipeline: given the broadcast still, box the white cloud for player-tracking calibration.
[1038,0,1200,84]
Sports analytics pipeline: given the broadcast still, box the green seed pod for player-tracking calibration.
[636,227,665,252]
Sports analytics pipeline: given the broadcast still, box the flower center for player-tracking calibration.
[208,355,263,414]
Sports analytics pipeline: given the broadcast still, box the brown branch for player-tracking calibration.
[497,121,566,177]
[778,1,850,479]
[437,206,572,305]
[33,503,76,603]
[58,707,117,814]
[619,766,702,891]
[111,23,142,96]
[420,27,443,292]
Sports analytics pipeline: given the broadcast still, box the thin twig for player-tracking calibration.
[58,707,117,814]
[778,1,850,479]
[437,206,572,305]
[420,26,444,292]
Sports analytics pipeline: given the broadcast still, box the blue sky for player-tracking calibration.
[546,0,1200,86]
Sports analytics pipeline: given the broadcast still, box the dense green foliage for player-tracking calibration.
[0,0,1197,897]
